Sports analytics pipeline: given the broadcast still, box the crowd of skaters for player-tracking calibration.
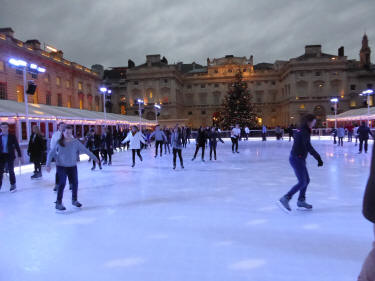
[0,117,375,279]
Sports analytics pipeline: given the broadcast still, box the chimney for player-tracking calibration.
[305,45,322,56]
[192,62,196,70]
[146,54,161,67]
[0,27,14,38]
[338,46,344,57]
[25,39,41,50]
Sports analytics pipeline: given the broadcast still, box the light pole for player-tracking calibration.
[137,99,144,129]
[360,89,374,127]
[100,87,111,121]
[154,103,161,123]
[330,97,339,129]
[8,58,46,141]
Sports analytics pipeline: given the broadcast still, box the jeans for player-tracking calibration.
[34,161,42,174]
[231,137,239,152]
[209,142,217,159]
[358,225,375,281]
[155,141,163,156]
[285,155,310,201]
[173,148,183,166]
[262,133,267,141]
[0,154,16,186]
[360,139,369,152]
[193,145,205,160]
[132,149,142,163]
[102,150,112,163]
[164,142,170,154]
[338,137,343,146]
[91,150,101,168]
[56,166,78,203]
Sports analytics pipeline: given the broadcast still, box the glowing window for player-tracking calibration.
[16,85,24,102]
[78,82,83,90]
[56,76,61,86]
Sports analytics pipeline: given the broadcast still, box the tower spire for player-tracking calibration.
[360,33,371,69]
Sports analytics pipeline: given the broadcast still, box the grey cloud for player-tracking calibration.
[0,0,374,68]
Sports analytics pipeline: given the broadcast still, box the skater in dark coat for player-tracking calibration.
[28,125,46,179]
[358,144,375,280]
[278,114,323,212]
[208,127,224,160]
[102,127,114,165]
[86,128,102,170]
[192,127,207,161]
[358,122,373,153]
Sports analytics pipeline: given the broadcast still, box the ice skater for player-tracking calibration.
[102,127,114,165]
[358,122,373,154]
[231,124,241,153]
[278,114,323,212]
[51,122,70,191]
[46,125,99,212]
[262,125,267,141]
[192,127,207,161]
[122,125,145,167]
[208,127,224,160]
[337,126,345,146]
[0,122,21,193]
[28,125,46,179]
[358,142,375,280]
[150,125,167,157]
[171,126,184,169]
[86,128,102,170]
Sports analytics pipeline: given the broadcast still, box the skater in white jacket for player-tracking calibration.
[122,126,146,167]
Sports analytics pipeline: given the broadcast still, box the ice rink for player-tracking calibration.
[0,138,373,281]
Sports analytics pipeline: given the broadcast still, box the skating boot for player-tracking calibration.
[53,185,58,192]
[131,162,135,168]
[10,184,16,193]
[55,202,66,212]
[277,196,291,213]
[72,200,82,208]
[297,200,313,210]
[173,164,176,170]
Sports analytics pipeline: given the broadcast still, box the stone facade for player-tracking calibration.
[0,28,102,111]
[105,35,375,128]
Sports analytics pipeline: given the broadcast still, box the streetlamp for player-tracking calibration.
[8,58,46,141]
[154,103,161,123]
[330,97,339,129]
[137,99,144,129]
[360,89,374,127]
[100,87,111,121]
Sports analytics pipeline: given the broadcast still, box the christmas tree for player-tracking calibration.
[220,70,257,129]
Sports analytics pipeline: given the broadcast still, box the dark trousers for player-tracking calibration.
[0,153,16,186]
[91,150,101,168]
[155,141,163,156]
[132,149,142,163]
[209,142,217,159]
[231,137,239,152]
[33,161,42,174]
[56,166,78,203]
[348,132,353,142]
[173,148,183,166]
[193,145,205,159]
[164,142,170,154]
[338,137,344,146]
[102,150,112,163]
[359,139,369,152]
[285,155,310,201]
[333,136,337,144]
[262,133,267,141]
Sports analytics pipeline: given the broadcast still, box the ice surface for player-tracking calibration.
[0,139,373,281]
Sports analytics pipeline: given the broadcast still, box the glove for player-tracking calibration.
[317,158,323,167]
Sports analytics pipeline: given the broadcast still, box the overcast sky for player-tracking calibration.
[1,0,374,69]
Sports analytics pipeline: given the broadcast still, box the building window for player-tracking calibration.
[188,111,193,115]
[350,100,356,107]
[32,89,38,104]
[56,76,61,86]
[300,104,305,109]
[350,84,356,90]
[0,61,4,72]
[134,81,138,85]
[16,85,24,102]
[201,110,206,115]
[271,81,276,85]
[67,96,72,108]
[120,105,126,115]
[16,69,23,75]
[79,96,83,109]
[201,84,206,88]
[299,72,304,77]
[46,93,51,105]
[243,68,247,72]
[256,81,261,86]
[57,94,63,107]
[0,82,6,100]
[66,80,71,88]
[31,73,37,79]
[367,84,373,89]
[44,74,50,83]
[214,84,219,88]
[214,69,218,73]
[164,79,168,83]
[315,72,321,76]
[187,85,192,89]
[228,69,232,73]
[78,82,83,90]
